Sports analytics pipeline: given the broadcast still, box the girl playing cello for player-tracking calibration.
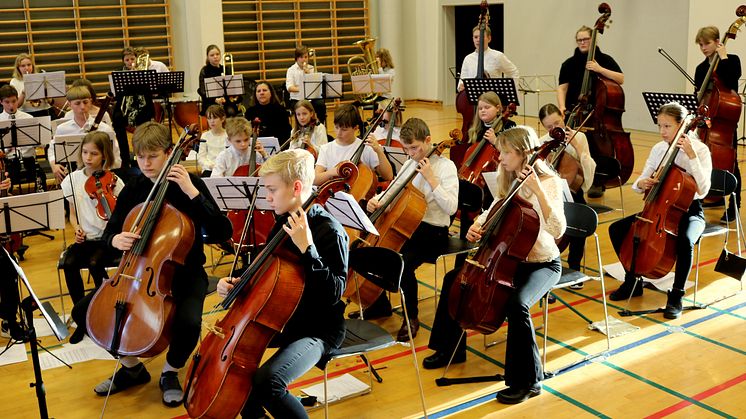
[216,149,349,418]
[608,102,711,319]
[425,126,566,405]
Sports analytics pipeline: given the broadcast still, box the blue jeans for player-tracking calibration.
[241,337,331,418]
[504,257,561,388]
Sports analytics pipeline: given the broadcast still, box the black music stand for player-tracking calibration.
[462,78,521,107]
[157,71,185,135]
[641,92,698,124]
[0,116,52,195]
[382,146,408,176]
[109,70,158,98]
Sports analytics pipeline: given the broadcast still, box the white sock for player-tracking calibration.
[162,361,178,374]
[120,356,140,369]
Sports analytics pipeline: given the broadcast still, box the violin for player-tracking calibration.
[453,0,489,167]
[84,169,118,221]
[281,120,318,159]
[86,124,200,357]
[344,129,462,308]
[448,131,563,334]
[458,102,517,188]
[695,6,746,174]
[548,112,594,197]
[618,110,706,279]
[566,3,634,188]
[184,166,356,419]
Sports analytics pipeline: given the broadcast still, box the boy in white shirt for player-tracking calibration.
[211,117,268,178]
[0,85,37,190]
[51,86,120,182]
[286,46,327,124]
[314,104,393,185]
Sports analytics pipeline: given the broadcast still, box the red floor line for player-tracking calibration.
[644,372,746,418]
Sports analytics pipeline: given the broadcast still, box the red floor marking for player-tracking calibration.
[644,372,746,418]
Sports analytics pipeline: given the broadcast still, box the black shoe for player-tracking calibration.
[663,288,685,320]
[159,371,184,407]
[587,185,604,198]
[1,320,25,341]
[94,362,151,396]
[68,327,86,344]
[423,351,466,369]
[720,207,737,225]
[396,318,419,342]
[348,296,392,320]
[496,384,542,404]
[609,280,644,301]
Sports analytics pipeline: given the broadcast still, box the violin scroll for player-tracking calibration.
[737,5,746,18]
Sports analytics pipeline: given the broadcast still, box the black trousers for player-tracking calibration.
[61,240,116,304]
[567,190,586,270]
[72,264,208,368]
[0,248,20,322]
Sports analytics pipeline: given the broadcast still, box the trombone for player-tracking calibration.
[306,48,317,74]
[222,52,234,76]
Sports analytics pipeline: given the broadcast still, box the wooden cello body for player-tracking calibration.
[618,113,702,279]
[184,173,353,419]
[458,103,516,188]
[86,126,199,357]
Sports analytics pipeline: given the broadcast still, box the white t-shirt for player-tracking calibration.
[289,123,328,151]
[61,168,124,239]
[64,108,112,126]
[0,110,35,158]
[458,48,519,90]
[372,125,400,143]
[286,62,315,101]
[211,146,265,177]
[52,117,121,169]
[197,130,229,172]
[315,138,380,171]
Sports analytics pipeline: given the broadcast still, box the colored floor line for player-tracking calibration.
[645,372,746,419]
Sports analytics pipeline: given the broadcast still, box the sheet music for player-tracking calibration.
[324,191,379,235]
[0,116,52,147]
[0,190,66,233]
[258,136,281,156]
[301,373,370,403]
[383,146,408,174]
[302,73,324,99]
[482,171,499,199]
[38,336,114,370]
[324,74,343,99]
[23,71,67,99]
[603,262,693,291]
[0,343,28,366]
[205,75,244,97]
[202,176,272,211]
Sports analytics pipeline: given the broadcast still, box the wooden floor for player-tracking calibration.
[2,103,746,418]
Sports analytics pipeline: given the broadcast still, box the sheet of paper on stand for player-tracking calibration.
[301,373,370,404]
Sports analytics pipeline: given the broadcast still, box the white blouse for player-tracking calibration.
[632,138,711,200]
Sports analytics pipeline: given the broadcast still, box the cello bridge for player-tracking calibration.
[204,323,225,339]
[119,273,141,282]
[465,259,486,270]
[634,215,654,224]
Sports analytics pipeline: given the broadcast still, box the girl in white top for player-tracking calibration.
[60,131,124,309]
[376,48,395,99]
[9,53,51,116]
[211,117,268,177]
[197,104,228,176]
[289,100,328,153]
[51,86,120,182]
[607,102,711,320]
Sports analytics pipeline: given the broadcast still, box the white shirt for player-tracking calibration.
[197,130,229,172]
[286,62,314,101]
[10,77,51,113]
[316,138,380,172]
[477,173,567,263]
[378,67,395,99]
[149,60,170,73]
[374,154,458,227]
[632,138,712,200]
[211,146,265,178]
[539,131,597,193]
[61,168,124,239]
[289,123,328,151]
[0,110,35,158]
[372,125,401,143]
[64,108,111,126]
[458,48,519,90]
[52,117,121,169]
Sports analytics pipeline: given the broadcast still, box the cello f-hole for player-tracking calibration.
[221,327,235,362]
[146,267,156,297]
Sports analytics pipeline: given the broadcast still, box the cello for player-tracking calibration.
[344,130,462,308]
[458,102,516,188]
[453,0,489,167]
[183,167,355,419]
[86,125,200,357]
[227,118,275,254]
[566,3,634,187]
[448,131,562,334]
[695,6,746,173]
[618,111,705,279]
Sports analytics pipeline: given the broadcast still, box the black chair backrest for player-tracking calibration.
[708,169,738,198]
[563,201,598,239]
[349,246,405,293]
[458,179,484,212]
[592,155,621,184]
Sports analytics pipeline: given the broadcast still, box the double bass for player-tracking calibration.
[695,6,746,173]
[448,132,562,334]
[453,0,489,167]
[458,102,516,188]
[86,125,200,357]
[566,3,633,187]
[344,130,461,308]
[618,111,705,279]
[183,168,355,419]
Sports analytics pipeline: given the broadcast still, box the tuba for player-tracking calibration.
[135,52,149,70]
[347,38,379,105]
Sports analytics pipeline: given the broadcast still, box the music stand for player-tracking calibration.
[156,71,185,135]
[0,116,52,195]
[323,191,378,235]
[24,71,66,101]
[3,245,69,419]
[323,74,343,99]
[518,75,557,129]
[351,74,392,98]
[302,73,325,100]
[258,136,281,158]
[641,92,698,124]
[108,70,158,98]
[383,146,408,176]
[462,78,520,107]
[51,135,85,168]
[205,75,245,99]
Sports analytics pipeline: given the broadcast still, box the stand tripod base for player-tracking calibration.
[435,374,504,387]
[618,304,704,317]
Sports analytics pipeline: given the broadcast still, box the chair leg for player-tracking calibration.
[399,292,429,417]
[56,265,67,323]
[542,293,550,369]
[323,366,329,419]
[596,235,611,352]
[694,239,701,306]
